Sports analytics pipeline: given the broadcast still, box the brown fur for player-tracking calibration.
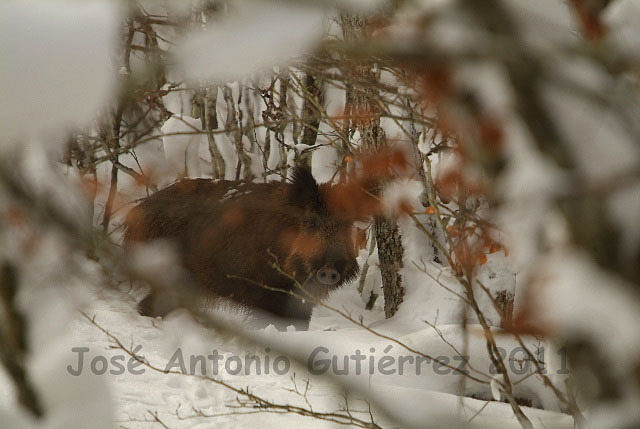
[124,168,359,329]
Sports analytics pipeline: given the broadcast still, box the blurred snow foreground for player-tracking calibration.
[0,1,118,145]
[0,0,639,428]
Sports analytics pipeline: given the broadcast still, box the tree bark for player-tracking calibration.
[222,86,253,180]
[202,86,225,179]
[375,217,405,318]
[0,262,44,418]
[341,14,405,318]
[300,73,322,148]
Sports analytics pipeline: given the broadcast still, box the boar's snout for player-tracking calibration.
[316,266,340,285]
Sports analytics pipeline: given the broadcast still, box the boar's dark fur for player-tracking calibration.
[124,167,360,330]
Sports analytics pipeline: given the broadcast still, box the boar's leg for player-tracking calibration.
[249,308,311,331]
[251,291,314,331]
[138,290,183,318]
[268,316,309,331]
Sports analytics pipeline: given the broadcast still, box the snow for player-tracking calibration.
[0,207,572,428]
[161,115,206,180]
[162,83,194,117]
[495,115,568,275]
[0,0,117,146]
[607,183,640,260]
[2,0,640,427]
[540,60,640,184]
[526,249,640,370]
[0,273,573,428]
[603,0,640,62]
[454,61,514,116]
[501,0,575,50]
[380,179,423,217]
[172,4,325,83]
[311,145,340,183]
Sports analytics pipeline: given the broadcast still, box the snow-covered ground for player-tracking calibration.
[0,244,574,428]
[3,1,640,427]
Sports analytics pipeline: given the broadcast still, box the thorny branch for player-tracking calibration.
[82,313,382,429]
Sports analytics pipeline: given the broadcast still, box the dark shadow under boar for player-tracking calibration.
[124,167,360,330]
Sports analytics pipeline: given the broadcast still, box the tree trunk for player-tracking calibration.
[300,73,322,148]
[202,86,225,179]
[375,217,405,318]
[341,13,405,318]
[222,86,253,180]
[0,262,44,418]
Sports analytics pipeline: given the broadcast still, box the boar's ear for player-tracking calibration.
[288,166,324,212]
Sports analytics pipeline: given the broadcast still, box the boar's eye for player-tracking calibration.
[305,215,320,230]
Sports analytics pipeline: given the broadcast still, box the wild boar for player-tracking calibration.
[124,167,360,330]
